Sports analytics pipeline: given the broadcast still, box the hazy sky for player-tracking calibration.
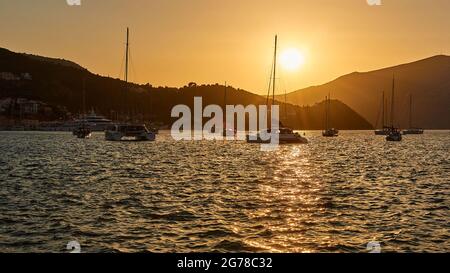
[1,0,449,94]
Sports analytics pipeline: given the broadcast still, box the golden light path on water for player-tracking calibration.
[243,146,325,253]
[0,131,448,253]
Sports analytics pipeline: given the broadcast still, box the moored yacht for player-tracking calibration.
[375,91,390,135]
[222,83,237,138]
[386,127,402,141]
[104,29,156,142]
[223,127,237,137]
[73,79,92,139]
[403,94,424,135]
[247,127,308,144]
[76,110,113,132]
[323,128,339,137]
[386,75,402,142]
[322,94,339,137]
[75,127,92,139]
[246,35,307,145]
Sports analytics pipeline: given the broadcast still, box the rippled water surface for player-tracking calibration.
[0,131,448,253]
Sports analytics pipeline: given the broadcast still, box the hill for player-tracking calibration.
[0,47,372,130]
[279,55,450,129]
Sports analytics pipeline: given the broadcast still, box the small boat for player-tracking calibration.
[148,126,159,134]
[375,91,390,135]
[104,29,156,143]
[386,75,402,142]
[223,127,237,137]
[247,128,308,144]
[386,127,402,142]
[246,35,307,145]
[403,94,424,135]
[74,78,92,139]
[222,83,237,138]
[75,126,92,139]
[322,94,339,137]
[77,111,113,132]
[105,124,156,141]
[279,128,308,144]
[323,128,339,137]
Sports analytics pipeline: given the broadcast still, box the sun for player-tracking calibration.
[280,48,305,71]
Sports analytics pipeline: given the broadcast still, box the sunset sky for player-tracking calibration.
[1,0,449,94]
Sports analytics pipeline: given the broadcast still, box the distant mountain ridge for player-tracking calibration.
[0,47,372,130]
[23,53,85,70]
[279,55,450,129]
[0,48,85,70]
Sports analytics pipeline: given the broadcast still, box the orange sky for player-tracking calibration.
[1,0,449,94]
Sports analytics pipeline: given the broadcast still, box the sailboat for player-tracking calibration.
[403,94,424,135]
[222,82,236,137]
[386,75,402,142]
[322,94,339,137]
[374,91,390,135]
[105,28,155,142]
[74,78,92,139]
[246,35,308,144]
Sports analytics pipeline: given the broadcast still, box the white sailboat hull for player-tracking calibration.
[246,132,308,144]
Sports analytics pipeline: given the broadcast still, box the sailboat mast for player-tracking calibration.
[382,91,385,128]
[390,75,395,128]
[284,89,288,121]
[325,96,329,130]
[224,82,228,120]
[224,82,227,109]
[272,35,278,102]
[82,78,86,119]
[125,27,129,83]
[409,94,413,129]
[80,77,87,129]
[328,93,331,129]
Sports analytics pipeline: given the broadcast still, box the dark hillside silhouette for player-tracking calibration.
[278,55,450,129]
[0,48,372,130]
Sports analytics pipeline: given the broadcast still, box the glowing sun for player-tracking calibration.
[280,48,305,71]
